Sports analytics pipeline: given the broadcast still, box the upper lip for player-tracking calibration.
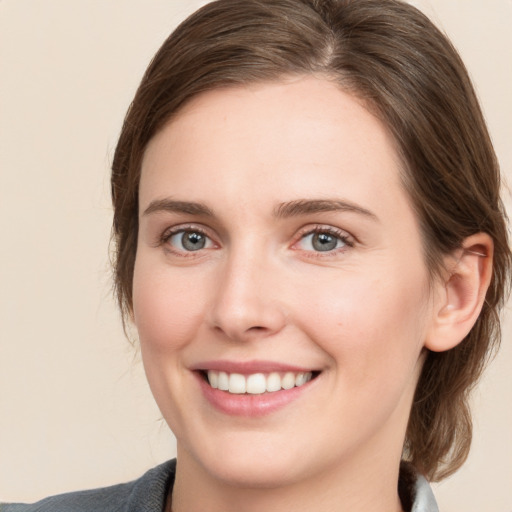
[190,360,318,374]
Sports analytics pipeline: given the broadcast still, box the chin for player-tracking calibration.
[207,457,302,489]
[183,436,309,490]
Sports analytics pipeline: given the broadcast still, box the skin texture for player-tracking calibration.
[132,77,492,512]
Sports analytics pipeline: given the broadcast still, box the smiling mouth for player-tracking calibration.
[202,370,318,395]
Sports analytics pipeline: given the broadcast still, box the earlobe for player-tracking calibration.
[425,233,493,352]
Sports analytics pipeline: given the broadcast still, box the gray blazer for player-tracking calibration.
[0,459,439,512]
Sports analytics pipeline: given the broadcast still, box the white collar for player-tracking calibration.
[411,472,439,512]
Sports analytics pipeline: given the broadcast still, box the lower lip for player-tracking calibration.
[196,373,316,417]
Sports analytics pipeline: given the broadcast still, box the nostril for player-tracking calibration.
[209,301,287,341]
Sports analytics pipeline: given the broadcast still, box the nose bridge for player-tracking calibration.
[209,241,286,341]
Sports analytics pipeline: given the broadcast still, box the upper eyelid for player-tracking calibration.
[294,224,354,241]
[161,223,211,238]
[161,223,353,239]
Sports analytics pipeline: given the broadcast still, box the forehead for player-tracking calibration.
[140,76,406,218]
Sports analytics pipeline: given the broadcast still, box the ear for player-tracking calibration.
[425,233,493,352]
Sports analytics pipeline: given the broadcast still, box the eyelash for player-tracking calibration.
[158,224,354,257]
[159,224,216,256]
[292,225,354,258]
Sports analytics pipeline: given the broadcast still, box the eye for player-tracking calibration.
[166,229,214,252]
[295,228,352,253]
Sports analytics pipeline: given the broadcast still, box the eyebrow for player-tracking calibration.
[142,197,378,221]
[143,199,214,217]
[274,199,379,221]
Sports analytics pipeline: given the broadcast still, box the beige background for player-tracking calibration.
[0,1,510,510]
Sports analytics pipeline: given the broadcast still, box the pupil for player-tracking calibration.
[312,233,337,252]
[182,232,205,251]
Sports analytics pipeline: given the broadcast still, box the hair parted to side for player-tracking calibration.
[111,0,511,481]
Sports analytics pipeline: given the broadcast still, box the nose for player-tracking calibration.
[208,249,287,342]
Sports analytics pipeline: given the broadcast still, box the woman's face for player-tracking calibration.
[133,77,438,487]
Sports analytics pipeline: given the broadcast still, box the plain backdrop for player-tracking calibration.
[0,1,511,510]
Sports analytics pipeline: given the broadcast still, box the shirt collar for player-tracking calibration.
[411,472,439,512]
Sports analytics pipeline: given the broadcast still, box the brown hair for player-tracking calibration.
[111,0,511,481]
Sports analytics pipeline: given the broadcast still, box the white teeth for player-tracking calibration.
[206,370,314,395]
[295,373,306,386]
[229,373,246,394]
[246,373,266,394]
[218,371,229,391]
[281,372,295,390]
[208,370,219,389]
[266,372,281,392]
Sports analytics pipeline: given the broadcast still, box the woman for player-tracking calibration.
[2,0,510,511]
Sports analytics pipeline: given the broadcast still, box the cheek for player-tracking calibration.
[294,266,430,379]
[131,258,210,430]
[132,258,208,353]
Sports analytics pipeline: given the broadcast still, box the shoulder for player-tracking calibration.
[0,459,176,512]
